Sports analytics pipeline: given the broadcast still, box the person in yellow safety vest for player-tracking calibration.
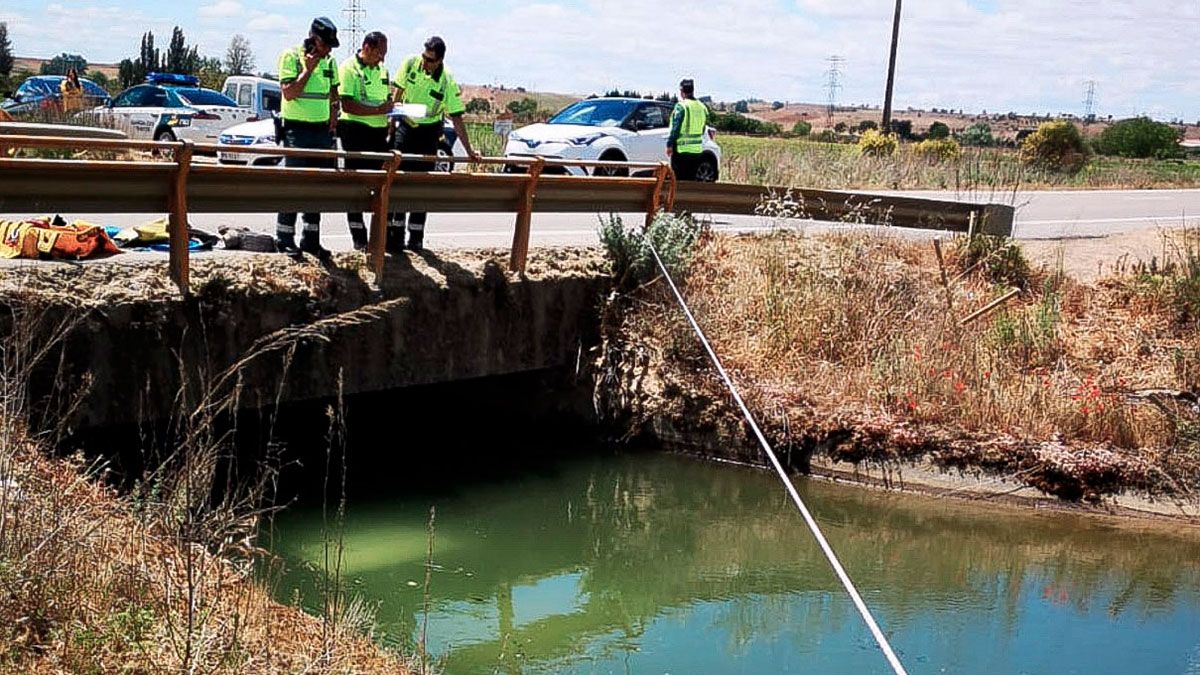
[338,31,393,251]
[667,78,708,181]
[275,17,341,262]
[390,36,481,253]
[59,69,83,114]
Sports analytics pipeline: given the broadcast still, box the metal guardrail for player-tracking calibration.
[0,135,1014,294]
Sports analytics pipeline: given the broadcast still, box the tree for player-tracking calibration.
[928,121,951,140]
[40,53,87,76]
[196,57,224,90]
[857,120,878,133]
[506,97,538,119]
[0,22,13,86]
[834,121,848,133]
[85,70,112,93]
[465,97,491,114]
[118,59,137,89]
[1095,117,1182,159]
[792,120,812,136]
[889,119,914,139]
[224,35,255,76]
[733,100,749,114]
[959,122,995,147]
[165,26,201,74]
[135,31,161,82]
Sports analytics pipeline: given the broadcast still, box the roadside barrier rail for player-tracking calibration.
[0,135,1014,294]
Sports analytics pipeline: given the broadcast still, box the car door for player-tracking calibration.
[102,86,162,139]
[624,102,670,164]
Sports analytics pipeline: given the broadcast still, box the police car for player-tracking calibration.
[217,114,465,169]
[87,73,254,143]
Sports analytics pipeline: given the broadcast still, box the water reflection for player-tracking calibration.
[272,454,1200,674]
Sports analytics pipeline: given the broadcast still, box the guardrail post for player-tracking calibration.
[369,151,403,277]
[169,140,193,295]
[509,157,544,273]
[645,163,670,229]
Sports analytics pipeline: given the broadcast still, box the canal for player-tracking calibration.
[272,452,1200,674]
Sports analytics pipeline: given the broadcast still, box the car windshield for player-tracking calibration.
[548,100,638,127]
[175,88,237,107]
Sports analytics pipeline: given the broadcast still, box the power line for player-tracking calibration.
[342,0,365,57]
[825,55,844,128]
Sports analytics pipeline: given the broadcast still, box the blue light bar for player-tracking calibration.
[145,72,200,87]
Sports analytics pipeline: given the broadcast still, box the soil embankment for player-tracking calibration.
[596,228,1200,520]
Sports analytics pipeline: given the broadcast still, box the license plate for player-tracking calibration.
[219,152,251,163]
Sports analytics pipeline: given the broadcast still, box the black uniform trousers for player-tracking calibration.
[337,119,391,232]
[393,122,442,231]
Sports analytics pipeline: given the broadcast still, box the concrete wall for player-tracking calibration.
[8,252,609,430]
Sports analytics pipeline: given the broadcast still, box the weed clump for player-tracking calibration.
[599,212,709,290]
[1020,121,1089,174]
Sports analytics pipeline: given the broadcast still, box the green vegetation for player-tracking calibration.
[0,22,12,93]
[1019,120,1089,174]
[791,120,812,136]
[857,128,897,157]
[465,97,491,114]
[928,121,951,140]
[600,211,708,290]
[1095,117,1183,159]
[959,122,996,147]
[912,138,963,162]
[707,109,782,135]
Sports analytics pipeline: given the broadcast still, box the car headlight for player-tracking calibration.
[255,135,277,144]
[567,133,603,146]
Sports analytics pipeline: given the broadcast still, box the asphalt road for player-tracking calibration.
[8,188,1200,253]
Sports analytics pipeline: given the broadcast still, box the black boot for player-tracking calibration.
[300,231,333,263]
[350,227,368,251]
[385,226,406,255]
[276,232,301,257]
[407,228,424,252]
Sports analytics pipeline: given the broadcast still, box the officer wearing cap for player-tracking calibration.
[390,36,481,253]
[667,78,709,181]
[338,31,393,251]
[275,17,341,261]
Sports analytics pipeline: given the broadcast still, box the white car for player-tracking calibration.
[87,73,254,143]
[504,97,721,180]
[217,117,466,170]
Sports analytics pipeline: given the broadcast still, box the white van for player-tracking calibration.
[222,76,281,121]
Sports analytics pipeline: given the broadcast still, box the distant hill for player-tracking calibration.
[12,56,120,80]
[458,84,579,115]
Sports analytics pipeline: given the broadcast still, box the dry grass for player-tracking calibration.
[615,226,1200,501]
[717,136,1200,192]
[0,303,415,674]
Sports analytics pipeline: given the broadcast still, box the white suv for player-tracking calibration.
[504,97,721,180]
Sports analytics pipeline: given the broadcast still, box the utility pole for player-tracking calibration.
[342,0,365,57]
[881,0,903,133]
[1083,80,1098,126]
[825,55,844,128]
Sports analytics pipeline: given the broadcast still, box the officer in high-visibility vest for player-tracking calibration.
[390,36,481,253]
[275,17,341,261]
[338,31,393,251]
[667,78,708,181]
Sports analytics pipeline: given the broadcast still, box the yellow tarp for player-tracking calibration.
[0,218,121,260]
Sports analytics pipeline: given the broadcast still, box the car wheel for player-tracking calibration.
[154,129,177,143]
[695,155,719,183]
[593,152,629,178]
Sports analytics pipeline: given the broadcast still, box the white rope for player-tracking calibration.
[647,242,909,675]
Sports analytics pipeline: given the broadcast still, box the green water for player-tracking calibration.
[271,453,1200,674]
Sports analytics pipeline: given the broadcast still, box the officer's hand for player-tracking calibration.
[303,51,323,73]
[467,149,482,162]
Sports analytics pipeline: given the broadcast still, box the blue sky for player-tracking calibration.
[1,0,1195,121]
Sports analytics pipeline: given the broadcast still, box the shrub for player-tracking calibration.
[792,120,812,136]
[959,122,995,147]
[506,97,539,119]
[465,97,491,114]
[599,212,708,290]
[949,234,1032,289]
[709,110,781,135]
[834,122,848,133]
[857,120,878,133]
[815,129,837,143]
[928,121,951,140]
[912,138,962,162]
[1095,117,1182,159]
[1019,120,1088,174]
[858,128,898,157]
[889,119,914,140]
